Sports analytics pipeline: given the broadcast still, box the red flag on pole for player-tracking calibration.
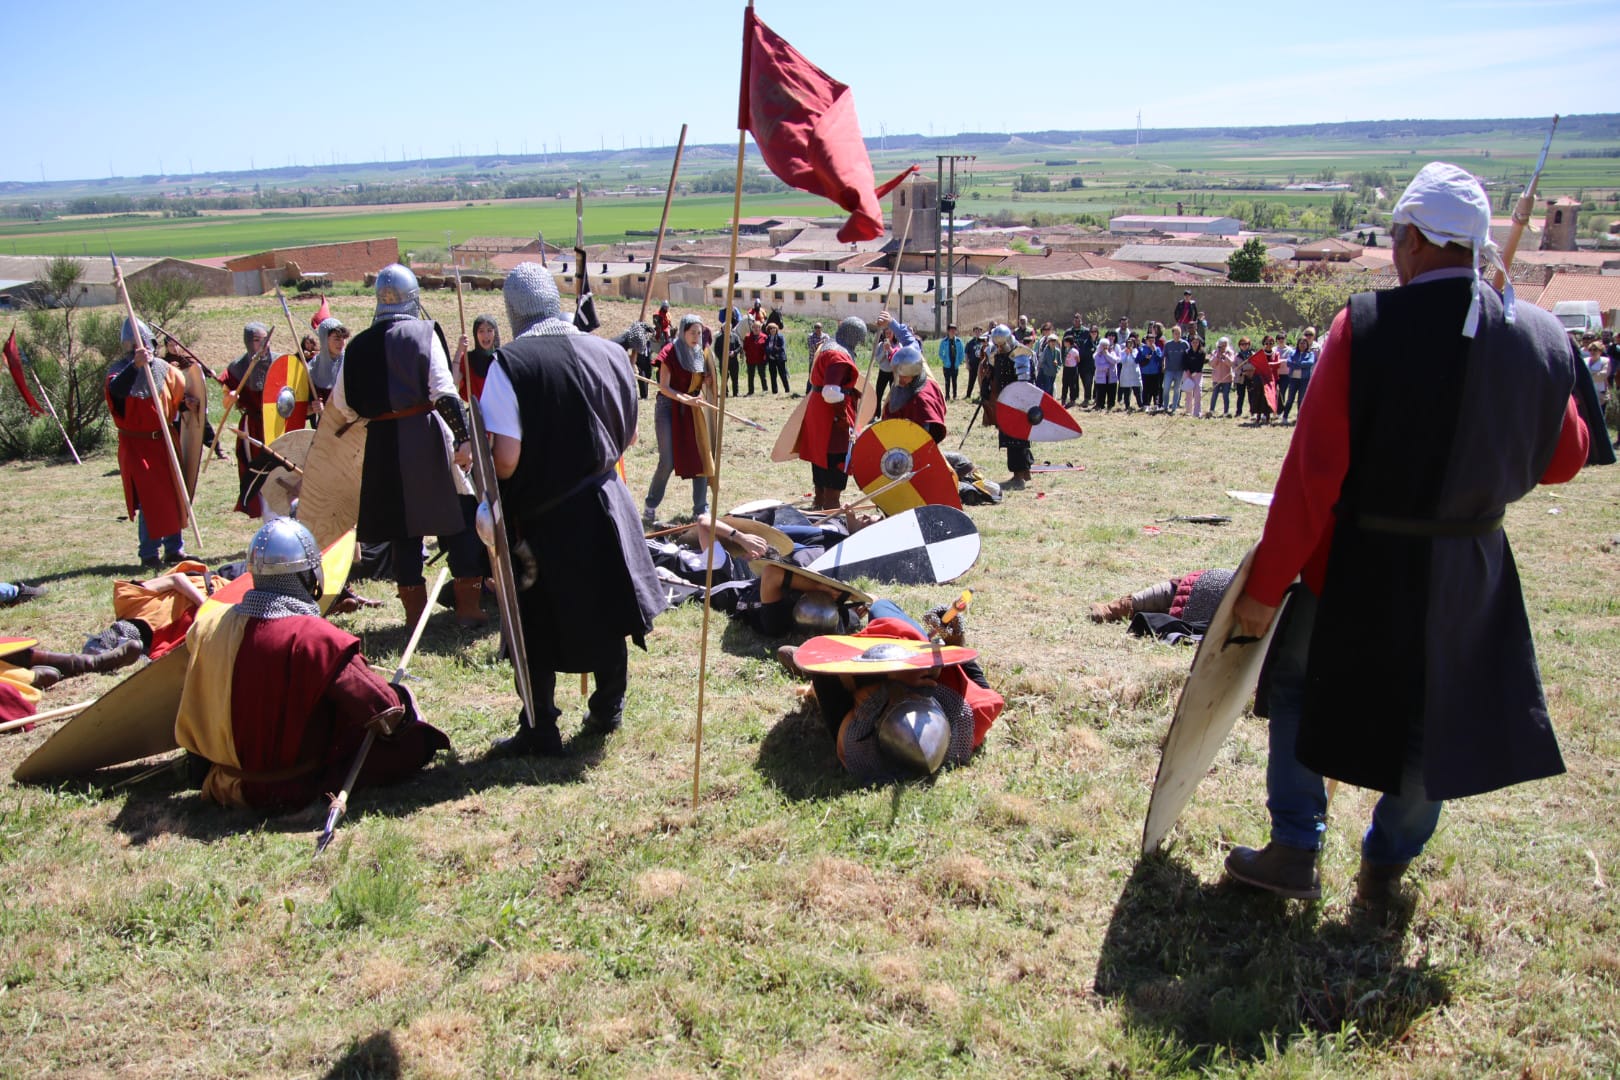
[738,9,913,243]
[4,329,45,417]
[310,294,331,330]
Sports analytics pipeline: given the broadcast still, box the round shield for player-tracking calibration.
[258,428,315,520]
[793,634,977,675]
[848,420,963,517]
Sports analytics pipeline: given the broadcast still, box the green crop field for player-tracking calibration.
[0,194,834,260]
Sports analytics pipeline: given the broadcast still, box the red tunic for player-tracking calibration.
[1245,307,1591,607]
[105,361,188,539]
[656,342,711,480]
[222,365,266,517]
[796,346,860,465]
[742,331,768,367]
[223,616,447,810]
[881,378,948,443]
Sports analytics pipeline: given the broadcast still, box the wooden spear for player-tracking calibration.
[227,425,304,474]
[0,698,93,734]
[1493,115,1559,293]
[692,49,753,810]
[639,123,689,323]
[111,252,203,552]
[631,373,767,431]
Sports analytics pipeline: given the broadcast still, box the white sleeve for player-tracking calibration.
[427,329,457,401]
[478,363,523,440]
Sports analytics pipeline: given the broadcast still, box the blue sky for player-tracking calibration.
[7,0,1614,182]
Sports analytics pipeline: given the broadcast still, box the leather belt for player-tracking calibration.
[1351,511,1505,538]
[369,402,432,422]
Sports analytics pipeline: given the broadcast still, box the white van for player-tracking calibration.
[1551,300,1603,337]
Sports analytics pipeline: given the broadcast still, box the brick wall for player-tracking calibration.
[224,239,399,283]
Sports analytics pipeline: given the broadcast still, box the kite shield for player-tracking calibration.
[1141,546,1290,854]
[298,415,365,551]
[13,530,356,783]
[995,381,1082,443]
[849,419,963,517]
[179,363,207,499]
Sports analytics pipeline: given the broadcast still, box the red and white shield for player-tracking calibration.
[995,382,1082,443]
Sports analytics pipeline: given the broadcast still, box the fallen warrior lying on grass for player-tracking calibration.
[779,600,1004,784]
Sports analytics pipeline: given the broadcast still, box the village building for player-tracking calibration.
[0,255,230,309]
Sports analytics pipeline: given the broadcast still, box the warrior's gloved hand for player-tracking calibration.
[821,385,845,404]
[923,603,967,646]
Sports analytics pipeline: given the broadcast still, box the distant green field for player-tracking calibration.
[0,194,833,259]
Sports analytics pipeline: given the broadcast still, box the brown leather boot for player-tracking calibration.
[1224,842,1322,900]
[1089,595,1135,623]
[30,666,62,690]
[30,639,144,678]
[397,584,429,628]
[1353,858,1411,908]
[453,577,487,628]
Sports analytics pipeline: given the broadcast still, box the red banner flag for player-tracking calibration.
[739,9,909,243]
[310,294,331,330]
[3,329,45,418]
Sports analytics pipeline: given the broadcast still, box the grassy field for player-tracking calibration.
[1,294,1618,1077]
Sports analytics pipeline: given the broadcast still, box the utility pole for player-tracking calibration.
[936,154,974,338]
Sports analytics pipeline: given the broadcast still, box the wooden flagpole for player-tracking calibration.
[694,25,754,809]
[640,123,690,323]
[14,335,82,464]
[111,253,204,552]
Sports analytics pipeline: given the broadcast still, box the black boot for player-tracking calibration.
[488,712,565,758]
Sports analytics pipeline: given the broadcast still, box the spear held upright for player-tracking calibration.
[111,252,204,552]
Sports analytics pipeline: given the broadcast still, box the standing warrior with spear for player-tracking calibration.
[104,267,204,569]
[1219,159,1613,909]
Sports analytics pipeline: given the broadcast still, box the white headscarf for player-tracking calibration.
[1391,162,1512,338]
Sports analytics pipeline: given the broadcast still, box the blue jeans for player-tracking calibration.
[137,512,183,562]
[1264,586,1444,864]
[643,397,708,519]
[868,598,925,637]
[1280,371,1312,419]
[1166,371,1185,413]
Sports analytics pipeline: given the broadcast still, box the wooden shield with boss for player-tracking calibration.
[849,419,963,517]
